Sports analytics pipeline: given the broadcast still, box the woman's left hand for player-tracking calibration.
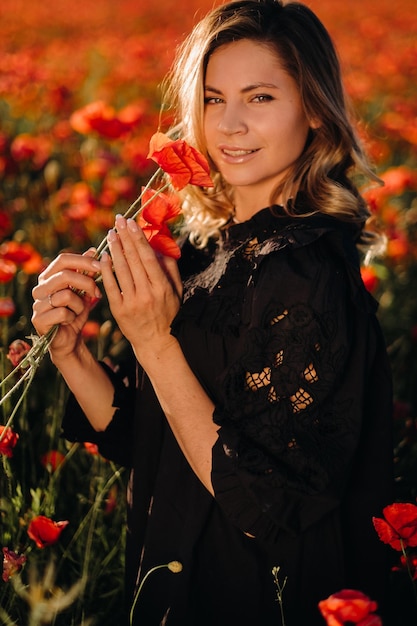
[100,214,183,360]
[102,215,218,494]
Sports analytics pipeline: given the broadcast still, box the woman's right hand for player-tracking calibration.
[31,248,102,362]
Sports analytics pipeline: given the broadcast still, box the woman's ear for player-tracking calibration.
[309,117,321,130]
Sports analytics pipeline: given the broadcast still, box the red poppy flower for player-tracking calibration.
[373,502,417,551]
[0,297,16,317]
[360,266,379,293]
[2,547,26,582]
[141,187,181,225]
[41,450,66,472]
[101,175,135,203]
[0,258,17,283]
[318,589,381,626]
[66,202,96,221]
[81,320,101,340]
[147,132,213,190]
[83,442,100,456]
[70,100,141,140]
[0,240,38,265]
[0,426,19,458]
[141,224,182,259]
[104,485,118,515]
[386,234,409,262]
[27,515,69,549]
[138,188,182,259]
[22,250,44,275]
[0,241,43,275]
[380,165,417,196]
[10,134,51,168]
[7,339,31,368]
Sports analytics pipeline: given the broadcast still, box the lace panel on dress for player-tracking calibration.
[244,305,321,415]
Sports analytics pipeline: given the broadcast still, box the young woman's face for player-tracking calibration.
[204,39,312,218]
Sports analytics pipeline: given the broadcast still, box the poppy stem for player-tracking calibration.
[272,566,287,626]
[94,166,164,259]
[400,539,417,607]
[93,179,172,285]
[129,562,181,626]
[0,326,58,410]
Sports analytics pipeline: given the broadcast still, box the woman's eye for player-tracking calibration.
[252,94,274,103]
[204,96,223,105]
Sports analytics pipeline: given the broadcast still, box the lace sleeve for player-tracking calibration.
[211,240,366,539]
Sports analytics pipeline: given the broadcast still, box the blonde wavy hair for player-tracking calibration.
[163,0,381,248]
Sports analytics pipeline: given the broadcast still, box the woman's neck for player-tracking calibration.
[233,189,282,223]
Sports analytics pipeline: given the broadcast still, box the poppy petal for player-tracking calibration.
[141,188,181,226]
[372,516,402,550]
[148,132,213,190]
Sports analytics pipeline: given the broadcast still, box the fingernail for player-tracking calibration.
[115,214,126,229]
[127,218,138,232]
[91,260,101,270]
[107,229,117,242]
[101,251,110,261]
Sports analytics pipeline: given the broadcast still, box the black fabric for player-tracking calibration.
[62,206,393,626]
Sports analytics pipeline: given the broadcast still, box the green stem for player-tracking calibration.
[0,364,37,430]
[1,454,14,521]
[272,567,287,626]
[59,466,124,571]
[42,443,80,516]
[94,166,163,258]
[0,607,17,626]
[129,564,169,626]
[70,467,125,619]
[400,538,417,607]
[0,326,57,400]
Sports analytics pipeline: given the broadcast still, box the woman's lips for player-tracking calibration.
[219,146,259,162]
[222,148,255,156]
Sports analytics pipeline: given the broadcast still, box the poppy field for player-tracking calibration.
[0,0,417,624]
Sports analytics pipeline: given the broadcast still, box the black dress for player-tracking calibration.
[62,207,393,626]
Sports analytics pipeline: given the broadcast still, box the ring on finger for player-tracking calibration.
[48,293,56,308]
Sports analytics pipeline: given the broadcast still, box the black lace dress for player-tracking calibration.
[62,207,393,626]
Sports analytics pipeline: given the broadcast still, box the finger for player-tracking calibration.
[81,247,101,277]
[31,299,79,335]
[33,267,102,303]
[99,250,124,308]
[45,288,94,315]
[123,217,169,287]
[83,247,97,258]
[108,218,154,294]
[115,214,148,276]
[105,227,139,297]
[39,252,101,282]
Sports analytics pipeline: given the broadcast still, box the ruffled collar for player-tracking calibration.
[173,205,372,337]
[221,206,361,260]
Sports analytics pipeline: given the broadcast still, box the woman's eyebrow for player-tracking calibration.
[204,85,222,94]
[204,82,280,93]
[242,82,280,92]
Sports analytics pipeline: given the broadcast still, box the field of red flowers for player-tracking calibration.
[0,0,416,624]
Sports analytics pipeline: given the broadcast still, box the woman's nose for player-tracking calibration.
[217,104,247,135]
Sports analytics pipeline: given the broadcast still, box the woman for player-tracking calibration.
[31,1,393,624]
